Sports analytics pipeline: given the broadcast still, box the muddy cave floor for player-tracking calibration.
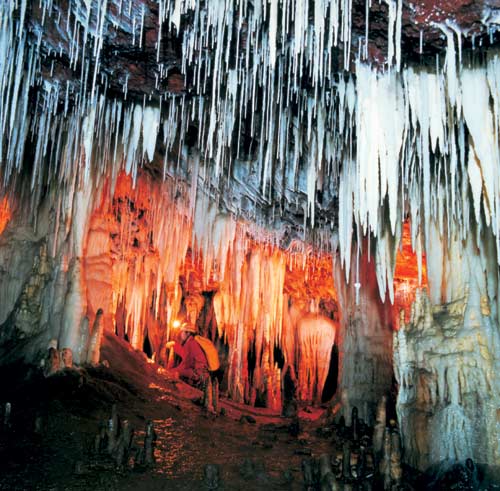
[0,334,498,491]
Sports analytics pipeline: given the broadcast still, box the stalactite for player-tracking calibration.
[296,314,337,404]
[0,160,333,407]
[2,1,500,311]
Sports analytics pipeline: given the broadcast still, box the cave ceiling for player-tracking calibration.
[5,0,500,245]
[32,1,500,97]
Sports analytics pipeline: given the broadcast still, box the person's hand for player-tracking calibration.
[166,341,175,349]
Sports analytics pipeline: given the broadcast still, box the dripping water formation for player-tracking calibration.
[1,0,500,489]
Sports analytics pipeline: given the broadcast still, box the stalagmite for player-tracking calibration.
[302,458,315,489]
[94,421,107,455]
[319,453,338,491]
[342,441,351,480]
[77,317,90,364]
[373,396,386,460]
[3,402,11,427]
[44,346,60,377]
[59,348,73,369]
[380,430,391,489]
[203,464,220,490]
[106,404,119,455]
[357,445,367,480]
[87,308,104,365]
[114,419,133,469]
[143,420,156,466]
[351,406,359,441]
[389,430,402,486]
[60,259,87,359]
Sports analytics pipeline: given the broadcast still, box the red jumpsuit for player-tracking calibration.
[173,335,209,386]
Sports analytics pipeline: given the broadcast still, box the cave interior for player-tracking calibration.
[1,0,500,489]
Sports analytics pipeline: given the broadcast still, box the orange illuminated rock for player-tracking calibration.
[0,197,11,236]
[393,222,428,328]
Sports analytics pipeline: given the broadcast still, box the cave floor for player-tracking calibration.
[0,331,490,491]
[0,333,334,490]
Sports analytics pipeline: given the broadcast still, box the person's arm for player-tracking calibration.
[166,340,185,357]
[172,341,186,360]
[174,340,197,378]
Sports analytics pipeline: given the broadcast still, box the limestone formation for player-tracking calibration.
[394,265,500,470]
[2,2,500,484]
[334,250,394,426]
[380,430,392,490]
[114,419,133,469]
[142,421,156,466]
[106,405,119,455]
[44,347,60,377]
[389,430,402,486]
[342,441,352,481]
[319,453,338,491]
[60,259,87,360]
[373,395,387,457]
[3,402,11,428]
[87,309,104,365]
[59,348,73,369]
[203,464,220,490]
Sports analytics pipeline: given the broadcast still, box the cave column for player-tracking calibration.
[84,212,115,360]
[334,243,394,425]
[394,219,500,470]
[59,184,94,363]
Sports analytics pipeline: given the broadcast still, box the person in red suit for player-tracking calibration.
[166,322,209,387]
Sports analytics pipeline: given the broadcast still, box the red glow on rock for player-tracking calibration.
[83,169,340,408]
[0,197,11,236]
[393,221,428,329]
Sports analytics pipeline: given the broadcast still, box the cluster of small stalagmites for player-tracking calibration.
[42,342,74,376]
[82,404,157,474]
[298,407,374,490]
[301,445,374,490]
[310,398,405,490]
[377,426,403,490]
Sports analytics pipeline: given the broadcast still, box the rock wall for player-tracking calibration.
[394,222,500,470]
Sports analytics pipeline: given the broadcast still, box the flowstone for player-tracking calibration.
[394,287,500,470]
